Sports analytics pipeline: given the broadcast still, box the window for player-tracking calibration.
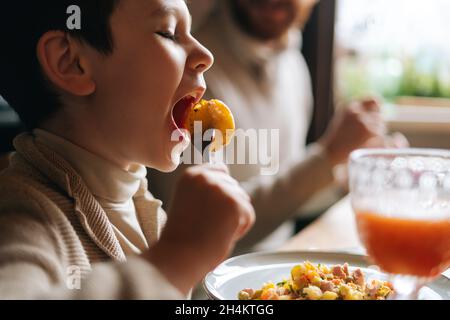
[335,0,450,103]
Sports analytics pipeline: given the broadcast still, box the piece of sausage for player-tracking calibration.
[332,265,346,279]
[353,268,365,287]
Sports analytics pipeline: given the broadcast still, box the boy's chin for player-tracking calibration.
[161,140,190,173]
[158,167,177,174]
[154,149,184,173]
[158,160,180,173]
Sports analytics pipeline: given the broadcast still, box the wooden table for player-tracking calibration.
[279,196,363,253]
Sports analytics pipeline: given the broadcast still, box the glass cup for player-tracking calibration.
[349,148,450,299]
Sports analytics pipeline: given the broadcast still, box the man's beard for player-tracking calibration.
[230,0,298,41]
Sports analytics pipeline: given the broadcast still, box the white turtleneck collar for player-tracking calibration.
[33,129,147,204]
[33,128,149,255]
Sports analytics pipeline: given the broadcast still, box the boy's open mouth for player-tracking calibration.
[172,95,196,130]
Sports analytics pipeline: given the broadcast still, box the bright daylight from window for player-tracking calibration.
[335,0,450,104]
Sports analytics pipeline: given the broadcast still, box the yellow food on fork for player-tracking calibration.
[184,99,236,152]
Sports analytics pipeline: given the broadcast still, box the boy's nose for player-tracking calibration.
[189,40,214,74]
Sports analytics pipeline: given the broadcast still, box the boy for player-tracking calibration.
[0,0,255,299]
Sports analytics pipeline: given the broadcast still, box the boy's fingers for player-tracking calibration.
[202,170,241,190]
[219,181,252,203]
[233,204,255,241]
[201,163,230,174]
[204,168,252,201]
[189,167,251,202]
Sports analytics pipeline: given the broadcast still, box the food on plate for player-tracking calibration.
[238,261,394,300]
[174,98,235,152]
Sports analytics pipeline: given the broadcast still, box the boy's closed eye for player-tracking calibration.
[151,1,192,42]
[156,31,178,42]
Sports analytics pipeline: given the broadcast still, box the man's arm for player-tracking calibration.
[237,144,335,250]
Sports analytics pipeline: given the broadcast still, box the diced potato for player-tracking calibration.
[339,284,350,295]
[348,282,358,290]
[291,264,307,280]
[303,285,323,300]
[292,275,309,291]
[340,285,364,300]
[304,261,316,271]
[238,291,251,300]
[377,285,392,298]
[262,282,275,290]
[351,291,364,300]
[320,265,331,274]
[306,270,318,281]
[312,276,322,287]
[321,291,339,300]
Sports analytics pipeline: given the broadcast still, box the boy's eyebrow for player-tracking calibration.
[150,4,192,27]
[150,3,191,19]
[150,5,179,18]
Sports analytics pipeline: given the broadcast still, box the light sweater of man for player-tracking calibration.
[147,2,336,253]
[0,132,183,299]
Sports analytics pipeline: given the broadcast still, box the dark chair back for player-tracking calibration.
[0,153,10,171]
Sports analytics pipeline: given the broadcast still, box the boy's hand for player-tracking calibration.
[319,98,386,166]
[145,164,255,295]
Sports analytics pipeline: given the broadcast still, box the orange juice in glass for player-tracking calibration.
[349,149,450,299]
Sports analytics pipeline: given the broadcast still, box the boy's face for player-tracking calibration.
[85,0,213,171]
[232,0,302,40]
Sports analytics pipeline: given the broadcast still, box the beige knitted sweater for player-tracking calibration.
[0,133,183,299]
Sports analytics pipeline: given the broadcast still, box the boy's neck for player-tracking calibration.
[39,117,135,172]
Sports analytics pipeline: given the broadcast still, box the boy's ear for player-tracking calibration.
[36,31,96,96]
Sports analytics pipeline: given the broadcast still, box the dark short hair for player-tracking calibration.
[0,1,120,129]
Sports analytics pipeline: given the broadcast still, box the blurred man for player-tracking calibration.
[148,0,404,253]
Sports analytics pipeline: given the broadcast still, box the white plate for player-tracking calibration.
[203,251,450,300]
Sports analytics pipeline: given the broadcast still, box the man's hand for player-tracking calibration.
[362,132,410,149]
[145,164,255,295]
[318,98,386,166]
